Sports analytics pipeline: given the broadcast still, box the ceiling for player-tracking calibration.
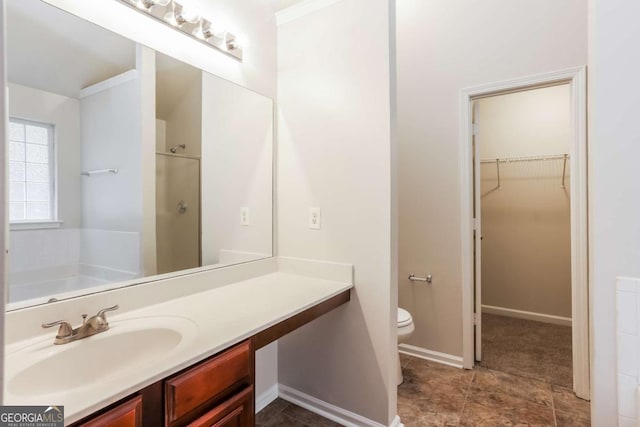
[263,0,308,13]
[7,0,135,99]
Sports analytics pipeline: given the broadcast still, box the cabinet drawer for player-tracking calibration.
[76,395,142,427]
[188,386,253,427]
[166,340,252,425]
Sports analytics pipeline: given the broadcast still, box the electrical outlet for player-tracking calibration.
[309,207,321,230]
[240,207,250,226]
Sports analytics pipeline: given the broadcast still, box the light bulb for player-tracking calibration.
[225,34,238,51]
[212,27,227,40]
[136,0,170,9]
[193,20,209,39]
[164,2,200,27]
[163,11,180,26]
[180,6,201,24]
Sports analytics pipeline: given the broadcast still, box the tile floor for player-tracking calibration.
[257,357,590,426]
[256,398,341,427]
[398,355,590,426]
[257,314,590,426]
[480,313,573,389]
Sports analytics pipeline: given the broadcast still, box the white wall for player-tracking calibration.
[156,119,166,152]
[201,73,273,265]
[479,86,572,319]
[138,46,158,278]
[7,82,81,228]
[41,0,277,99]
[397,0,587,357]
[589,0,640,423]
[276,0,396,424]
[255,342,278,411]
[478,86,571,159]
[164,77,202,158]
[80,73,142,233]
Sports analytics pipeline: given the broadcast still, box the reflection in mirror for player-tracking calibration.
[6,0,273,309]
[155,53,202,274]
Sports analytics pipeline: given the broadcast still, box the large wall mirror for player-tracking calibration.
[5,0,274,309]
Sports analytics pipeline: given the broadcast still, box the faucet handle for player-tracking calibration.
[96,305,119,321]
[42,320,73,338]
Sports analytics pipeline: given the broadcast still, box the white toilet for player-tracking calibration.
[397,307,415,385]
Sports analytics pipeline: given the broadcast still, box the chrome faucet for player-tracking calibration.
[42,305,119,345]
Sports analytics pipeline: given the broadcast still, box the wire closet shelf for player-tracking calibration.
[480,153,569,193]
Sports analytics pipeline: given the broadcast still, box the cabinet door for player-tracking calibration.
[76,395,142,427]
[188,387,253,427]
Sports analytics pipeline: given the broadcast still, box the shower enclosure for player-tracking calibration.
[155,152,201,274]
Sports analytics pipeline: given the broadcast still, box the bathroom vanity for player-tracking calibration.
[70,292,351,427]
[4,259,352,426]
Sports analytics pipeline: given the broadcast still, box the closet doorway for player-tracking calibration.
[460,68,589,400]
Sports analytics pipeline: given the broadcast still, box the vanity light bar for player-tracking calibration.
[117,0,243,61]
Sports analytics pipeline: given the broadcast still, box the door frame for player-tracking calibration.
[459,67,589,399]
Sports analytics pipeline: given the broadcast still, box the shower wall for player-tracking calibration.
[479,85,572,319]
[164,78,201,158]
[155,154,200,274]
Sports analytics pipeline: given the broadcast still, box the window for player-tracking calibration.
[8,118,56,222]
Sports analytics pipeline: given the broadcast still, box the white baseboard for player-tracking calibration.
[481,305,572,327]
[279,384,402,427]
[398,344,464,369]
[255,384,279,414]
[389,415,404,427]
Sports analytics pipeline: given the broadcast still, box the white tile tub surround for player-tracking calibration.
[80,229,142,275]
[10,228,141,276]
[9,228,80,274]
[615,277,640,424]
[8,228,142,304]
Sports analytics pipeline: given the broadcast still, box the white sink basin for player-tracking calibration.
[5,316,198,398]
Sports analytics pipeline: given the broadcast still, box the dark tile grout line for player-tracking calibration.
[470,364,572,425]
[478,360,579,396]
[271,401,289,420]
[552,393,558,427]
[456,370,475,427]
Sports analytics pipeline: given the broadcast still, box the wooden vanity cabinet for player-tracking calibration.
[70,340,254,427]
[74,395,143,427]
[187,386,253,427]
[165,340,254,427]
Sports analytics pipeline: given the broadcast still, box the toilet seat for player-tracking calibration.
[397,308,413,328]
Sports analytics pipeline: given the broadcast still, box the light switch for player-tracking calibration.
[309,207,321,230]
[240,207,250,226]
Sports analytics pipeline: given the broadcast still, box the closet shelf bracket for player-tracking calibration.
[561,154,568,189]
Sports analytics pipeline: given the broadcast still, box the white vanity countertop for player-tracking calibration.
[3,272,352,425]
